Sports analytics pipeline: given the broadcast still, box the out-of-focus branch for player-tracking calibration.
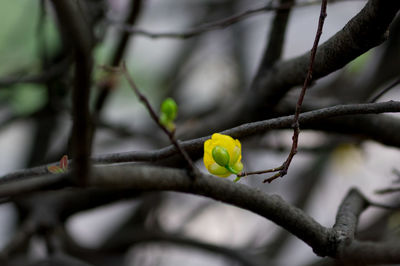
[0,220,36,260]
[26,253,94,266]
[339,240,400,264]
[259,0,294,70]
[302,113,400,147]
[375,186,400,194]
[332,189,400,264]
[101,227,260,266]
[333,189,368,241]
[109,1,274,39]
[109,0,362,40]
[357,14,400,101]
[51,0,94,184]
[368,76,400,103]
[94,0,143,116]
[0,172,70,198]
[0,57,71,87]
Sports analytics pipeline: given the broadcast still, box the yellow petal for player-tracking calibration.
[203,139,214,168]
[211,134,236,159]
[204,138,213,155]
[231,145,241,164]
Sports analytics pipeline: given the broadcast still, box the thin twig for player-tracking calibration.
[119,63,197,176]
[262,0,328,183]
[237,167,284,178]
[109,0,353,40]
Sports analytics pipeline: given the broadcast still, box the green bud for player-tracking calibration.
[212,146,230,167]
[161,98,178,121]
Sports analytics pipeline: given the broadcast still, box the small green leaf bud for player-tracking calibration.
[161,98,178,121]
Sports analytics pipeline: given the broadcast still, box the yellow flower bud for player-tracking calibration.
[203,133,243,178]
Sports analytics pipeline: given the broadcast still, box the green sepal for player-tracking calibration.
[233,176,242,183]
[212,146,230,167]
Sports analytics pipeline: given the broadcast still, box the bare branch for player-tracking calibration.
[368,76,400,103]
[333,189,368,241]
[260,0,294,70]
[339,240,400,264]
[0,220,36,260]
[94,0,143,116]
[102,227,260,266]
[0,56,71,87]
[109,1,275,39]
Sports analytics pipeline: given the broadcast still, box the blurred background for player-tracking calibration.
[0,0,399,265]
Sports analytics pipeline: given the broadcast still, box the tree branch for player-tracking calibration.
[101,227,260,266]
[0,56,71,87]
[88,164,335,257]
[0,164,399,263]
[258,0,294,71]
[333,189,368,242]
[94,0,143,116]
[339,240,400,264]
[51,0,94,184]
